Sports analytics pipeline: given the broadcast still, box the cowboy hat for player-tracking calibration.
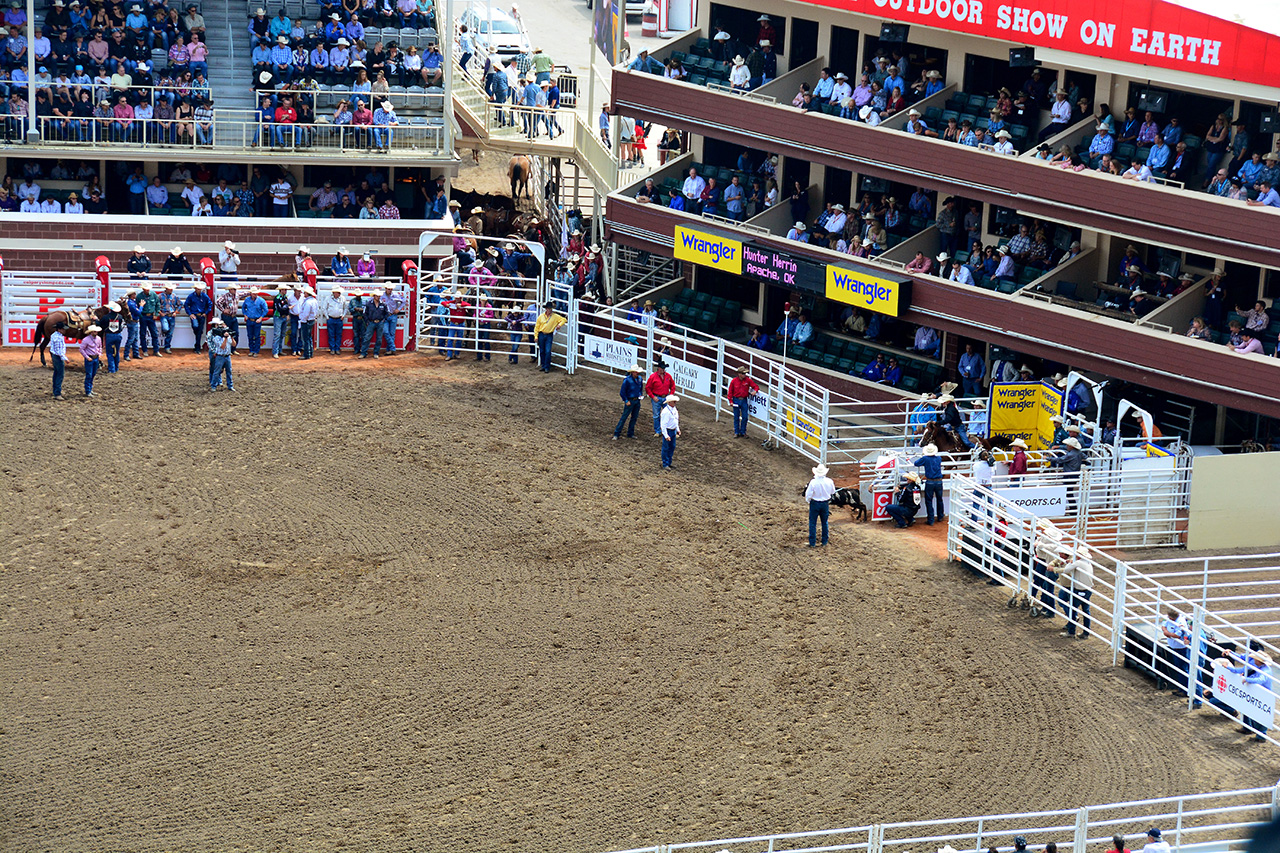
[303,286,316,295]
[106,301,120,311]
[171,246,183,254]
[834,71,848,80]
[1131,411,1145,419]
[935,395,955,405]
[330,284,342,291]
[812,464,829,476]
[793,221,806,230]
[163,283,175,290]
[628,363,642,372]
[336,246,348,254]
[903,471,921,482]
[223,239,236,249]
[995,129,1012,139]
[194,282,207,289]
[86,324,102,333]
[447,199,461,208]
[1065,423,1081,432]
[664,394,680,403]
[1063,437,1081,449]
[1212,267,1225,276]
[133,244,145,253]
[1050,414,1064,423]
[1011,438,1028,449]
[907,108,921,117]
[926,69,942,79]
[922,443,939,456]
[936,252,949,262]
[225,282,238,289]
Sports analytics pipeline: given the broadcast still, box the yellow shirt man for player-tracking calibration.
[533,304,566,372]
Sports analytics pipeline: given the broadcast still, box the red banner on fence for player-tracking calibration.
[807,0,1280,89]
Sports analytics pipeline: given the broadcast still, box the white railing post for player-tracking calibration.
[714,339,725,423]
[1174,795,1185,851]
[1272,781,1280,819]
[565,299,579,374]
[1111,558,1128,665]
[1073,807,1088,853]
[820,386,831,464]
[869,823,883,853]
[1188,604,1205,710]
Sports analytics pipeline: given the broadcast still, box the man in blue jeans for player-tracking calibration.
[379,283,402,355]
[360,291,387,358]
[613,363,643,440]
[726,365,759,437]
[912,443,945,524]
[207,318,235,390]
[804,463,836,547]
[48,321,67,400]
[659,394,680,469]
[242,286,269,356]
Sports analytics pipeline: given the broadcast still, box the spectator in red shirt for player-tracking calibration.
[644,361,677,436]
[726,365,759,437]
[1107,835,1132,853]
[442,289,470,360]
[273,95,298,147]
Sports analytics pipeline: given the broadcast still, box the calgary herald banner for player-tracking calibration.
[811,0,1280,89]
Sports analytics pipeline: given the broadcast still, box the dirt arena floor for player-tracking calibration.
[2,348,1277,853]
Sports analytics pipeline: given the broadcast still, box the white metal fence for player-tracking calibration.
[598,785,1280,853]
[948,475,1278,745]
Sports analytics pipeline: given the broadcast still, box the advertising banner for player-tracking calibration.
[806,0,1280,89]
[584,333,638,372]
[994,485,1069,517]
[673,225,743,275]
[1210,658,1276,727]
[989,381,1062,450]
[747,390,771,423]
[784,406,823,450]
[824,265,911,316]
[665,354,713,397]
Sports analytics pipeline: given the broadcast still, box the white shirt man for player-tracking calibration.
[218,243,241,274]
[660,398,680,436]
[681,169,706,202]
[1143,830,1172,853]
[830,75,852,104]
[321,286,346,318]
[1123,162,1155,182]
[804,468,836,502]
[180,182,204,208]
[16,179,41,201]
[40,197,62,213]
[270,179,292,210]
[826,206,847,235]
[729,59,749,89]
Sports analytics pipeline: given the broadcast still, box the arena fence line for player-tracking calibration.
[948,474,1278,745]
[598,784,1280,853]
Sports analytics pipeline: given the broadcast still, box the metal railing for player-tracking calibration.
[597,785,1280,853]
[948,474,1279,746]
[12,112,447,154]
[252,84,447,111]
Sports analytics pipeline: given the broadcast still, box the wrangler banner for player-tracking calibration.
[989,381,1062,450]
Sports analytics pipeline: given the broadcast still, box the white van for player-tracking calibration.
[458,5,531,60]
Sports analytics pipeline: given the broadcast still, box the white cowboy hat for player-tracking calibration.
[223,240,236,249]
[471,206,484,214]
[163,283,175,290]
[664,394,680,403]
[834,71,848,80]
[812,464,829,476]
[793,221,806,230]
[193,282,207,289]
[903,471,921,482]
[858,105,873,121]
[140,282,152,290]
[1131,411,1145,419]
[171,246,183,254]
[225,282,238,289]
[713,31,730,40]
[1063,437,1082,449]
[923,444,939,456]
[628,363,642,372]
[757,14,771,21]
[995,129,1012,139]
[1011,438,1028,449]
[86,324,102,333]
[106,301,120,311]
[337,246,348,254]
[926,70,942,79]
[1065,423,1081,432]
[935,395,955,405]
[303,286,316,296]
[1051,414,1064,422]
[133,244,144,253]
[936,252,949,262]
[330,284,342,291]
[907,108,921,117]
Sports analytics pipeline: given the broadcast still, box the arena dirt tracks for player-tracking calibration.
[0,352,1276,853]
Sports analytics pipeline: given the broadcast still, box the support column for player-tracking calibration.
[1214,404,1226,446]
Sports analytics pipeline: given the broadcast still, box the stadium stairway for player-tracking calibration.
[206,1,256,112]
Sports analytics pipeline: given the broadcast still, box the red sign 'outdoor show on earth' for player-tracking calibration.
[810,0,1280,89]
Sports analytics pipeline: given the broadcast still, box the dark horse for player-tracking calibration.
[917,420,1013,455]
[30,302,136,366]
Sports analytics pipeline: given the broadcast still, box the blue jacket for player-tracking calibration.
[184,291,212,316]
[913,454,944,480]
[620,374,643,401]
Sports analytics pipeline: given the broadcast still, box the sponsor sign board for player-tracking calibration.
[824,265,911,316]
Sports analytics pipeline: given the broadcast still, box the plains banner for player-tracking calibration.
[805,0,1280,89]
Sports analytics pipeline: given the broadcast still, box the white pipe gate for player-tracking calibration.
[948,475,1278,746]
[595,784,1280,853]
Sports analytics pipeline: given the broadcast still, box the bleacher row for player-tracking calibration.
[666,47,731,89]
[655,287,742,334]
[1069,129,1203,177]
[248,25,441,49]
[1225,307,1280,349]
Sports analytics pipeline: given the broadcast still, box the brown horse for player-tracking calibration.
[918,421,970,454]
[29,308,96,365]
[508,154,531,201]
